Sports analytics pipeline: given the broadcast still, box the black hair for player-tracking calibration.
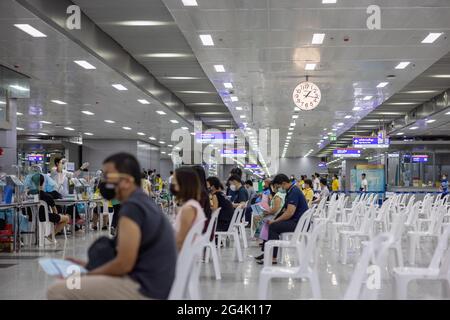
[191,165,212,220]
[304,179,313,188]
[207,176,223,190]
[170,171,174,175]
[228,174,242,183]
[334,174,338,179]
[245,180,253,186]
[362,173,366,177]
[156,174,161,178]
[103,152,141,187]
[320,178,327,186]
[272,174,290,185]
[230,167,242,178]
[54,157,62,166]
[39,174,45,186]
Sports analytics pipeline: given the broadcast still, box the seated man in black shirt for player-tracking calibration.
[228,175,249,209]
[38,174,69,243]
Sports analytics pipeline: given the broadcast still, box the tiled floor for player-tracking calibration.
[0,229,449,300]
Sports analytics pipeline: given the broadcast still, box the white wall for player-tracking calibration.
[82,140,138,171]
[160,158,173,179]
[278,157,327,177]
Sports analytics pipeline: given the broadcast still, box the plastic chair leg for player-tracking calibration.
[408,234,418,265]
[233,229,243,262]
[395,275,410,300]
[258,274,270,300]
[341,234,349,264]
[209,244,222,280]
[309,272,322,299]
[240,225,248,249]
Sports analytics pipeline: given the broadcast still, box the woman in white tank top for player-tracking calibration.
[171,167,206,251]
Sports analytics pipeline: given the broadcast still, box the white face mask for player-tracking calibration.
[230,185,237,192]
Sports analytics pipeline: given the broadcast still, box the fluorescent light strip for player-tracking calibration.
[84,132,94,136]
[224,82,233,89]
[395,61,410,69]
[82,110,95,115]
[170,120,179,123]
[104,120,115,124]
[122,127,132,130]
[231,96,239,102]
[182,0,198,6]
[138,99,150,104]
[51,100,67,105]
[235,107,243,111]
[0,101,6,105]
[363,96,373,100]
[16,127,25,131]
[377,82,389,88]
[214,65,225,72]
[16,112,23,116]
[156,110,166,115]
[322,0,337,3]
[149,137,156,140]
[112,84,128,91]
[312,33,325,44]
[64,127,75,131]
[10,85,29,92]
[74,60,96,70]
[199,34,214,46]
[181,127,188,130]
[305,63,316,71]
[426,119,436,123]
[137,132,146,136]
[14,24,47,37]
[421,32,443,44]
[40,121,52,124]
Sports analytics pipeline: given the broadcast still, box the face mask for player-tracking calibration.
[169,184,178,196]
[99,181,117,200]
[230,185,237,192]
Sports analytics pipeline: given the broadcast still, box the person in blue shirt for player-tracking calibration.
[24,166,58,194]
[255,173,309,265]
[228,175,249,209]
[440,173,448,198]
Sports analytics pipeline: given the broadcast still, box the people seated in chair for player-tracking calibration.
[228,175,248,209]
[312,178,330,204]
[38,174,69,244]
[172,167,206,251]
[206,176,234,232]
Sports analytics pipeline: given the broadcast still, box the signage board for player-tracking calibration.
[195,132,235,144]
[220,148,247,158]
[333,148,361,158]
[412,155,429,163]
[28,155,43,162]
[244,164,259,169]
[353,136,390,149]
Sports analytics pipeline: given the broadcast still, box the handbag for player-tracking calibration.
[85,198,164,270]
[259,221,270,241]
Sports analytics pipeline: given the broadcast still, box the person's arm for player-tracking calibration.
[175,205,197,251]
[270,204,296,224]
[89,216,141,276]
[264,196,281,215]
[72,162,90,178]
[211,194,219,210]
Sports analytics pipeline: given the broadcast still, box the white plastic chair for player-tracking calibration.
[236,202,249,249]
[38,201,66,247]
[169,219,206,300]
[394,226,450,299]
[202,208,221,280]
[331,202,363,250]
[343,233,393,300]
[216,207,244,262]
[98,200,114,234]
[258,221,325,300]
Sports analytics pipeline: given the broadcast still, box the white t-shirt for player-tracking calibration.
[361,178,368,191]
[50,167,74,196]
[313,178,320,191]
[168,175,173,184]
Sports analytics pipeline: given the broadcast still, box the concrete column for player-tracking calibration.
[0,99,17,174]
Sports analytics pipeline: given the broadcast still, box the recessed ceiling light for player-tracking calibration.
[104,120,115,124]
[9,85,29,92]
[16,112,23,116]
[116,21,171,26]
[14,24,47,37]
[149,137,156,140]
[112,84,128,91]
[138,99,150,104]
[156,110,166,115]
[159,141,165,144]
[403,90,439,94]
[82,110,95,115]
[179,90,213,94]
[231,96,239,102]
[0,101,6,105]
[312,33,325,44]
[240,115,246,119]
[345,115,352,119]
[122,127,132,130]
[386,102,418,105]
[199,34,214,46]
[332,128,338,131]
[137,132,146,136]
[287,132,293,136]
[409,126,419,130]
[224,82,233,89]
[64,127,75,131]
[353,107,361,111]
[144,53,192,58]
[287,136,292,139]
[181,127,188,130]
[395,62,411,69]
[84,132,94,136]
[235,107,243,111]
[182,0,198,6]
[376,82,389,88]
[305,63,317,70]
[289,127,294,131]
[446,112,450,115]
[290,122,296,126]
[214,65,225,72]
[37,132,48,136]
[74,60,96,70]
[430,75,450,78]
[337,123,344,126]
[363,96,373,100]
[39,120,52,125]
[168,144,173,147]
[292,115,299,119]
[170,120,179,123]
[161,151,166,154]
[322,0,337,3]
[51,100,67,105]
[16,127,25,131]
[426,119,436,123]
[396,132,404,135]
[421,32,443,44]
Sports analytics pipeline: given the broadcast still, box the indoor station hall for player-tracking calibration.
[1,0,450,304]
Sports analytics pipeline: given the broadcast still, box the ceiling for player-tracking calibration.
[161,0,450,157]
[72,0,235,129]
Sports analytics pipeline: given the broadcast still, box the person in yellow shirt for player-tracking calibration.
[297,175,305,190]
[302,179,314,207]
[332,174,340,192]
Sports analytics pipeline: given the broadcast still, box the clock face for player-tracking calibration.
[292,81,322,111]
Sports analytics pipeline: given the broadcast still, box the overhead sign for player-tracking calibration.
[318,162,328,168]
[28,155,43,162]
[333,148,362,158]
[412,155,429,163]
[292,81,322,111]
[353,136,390,149]
[220,148,247,158]
[244,164,259,169]
[195,132,235,144]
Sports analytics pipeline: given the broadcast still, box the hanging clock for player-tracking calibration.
[292,81,322,111]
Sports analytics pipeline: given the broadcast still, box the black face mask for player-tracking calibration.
[169,184,178,196]
[98,181,117,200]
